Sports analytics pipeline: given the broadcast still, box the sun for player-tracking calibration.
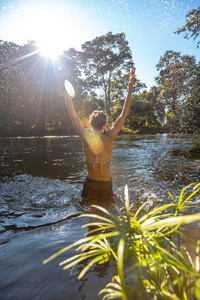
[35,6,69,59]
[6,2,77,59]
[35,5,69,59]
[38,39,63,59]
[2,1,93,60]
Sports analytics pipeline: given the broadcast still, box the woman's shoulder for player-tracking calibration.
[82,131,113,148]
[103,130,114,140]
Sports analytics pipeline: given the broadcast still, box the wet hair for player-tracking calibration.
[89,110,108,130]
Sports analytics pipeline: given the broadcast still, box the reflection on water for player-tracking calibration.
[0,134,200,299]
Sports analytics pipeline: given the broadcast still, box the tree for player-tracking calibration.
[80,32,134,115]
[111,88,164,132]
[0,40,39,135]
[156,51,200,132]
[0,40,83,136]
[110,67,146,116]
[176,6,200,48]
[17,42,82,135]
[155,51,196,132]
[174,6,200,132]
[62,48,89,120]
[181,61,200,133]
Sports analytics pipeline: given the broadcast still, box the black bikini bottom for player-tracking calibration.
[81,176,113,202]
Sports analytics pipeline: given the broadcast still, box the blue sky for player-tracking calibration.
[0,0,199,89]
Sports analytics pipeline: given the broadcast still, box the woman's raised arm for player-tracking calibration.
[108,66,136,139]
[65,91,88,141]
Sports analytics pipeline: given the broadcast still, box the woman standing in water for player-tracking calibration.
[65,66,136,201]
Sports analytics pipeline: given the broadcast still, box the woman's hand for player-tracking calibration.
[129,66,136,86]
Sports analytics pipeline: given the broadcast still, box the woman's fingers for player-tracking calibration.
[130,66,136,77]
[130,66,136,83]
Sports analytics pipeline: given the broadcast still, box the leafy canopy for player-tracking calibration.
[176,6,200,48]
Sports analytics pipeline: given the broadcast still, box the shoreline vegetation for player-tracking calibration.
[44,183,200,300]
[0,125,167,137]
[1,7,200,140]
[172,136,200,159]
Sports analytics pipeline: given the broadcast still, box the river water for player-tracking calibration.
[0,134,200,300]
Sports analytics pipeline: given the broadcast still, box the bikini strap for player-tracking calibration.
[85,156,111,174]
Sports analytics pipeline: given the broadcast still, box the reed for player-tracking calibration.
[43,182,200,299]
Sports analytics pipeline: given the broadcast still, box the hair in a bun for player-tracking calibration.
[89,110,108,130]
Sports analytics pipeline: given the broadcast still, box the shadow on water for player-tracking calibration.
[0,134,199,299]
[0,136,84,180]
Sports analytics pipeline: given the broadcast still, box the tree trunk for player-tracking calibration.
[102,74,109,115]
[107,71,111,115]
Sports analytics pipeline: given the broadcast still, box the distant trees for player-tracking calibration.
[79,32,135,115]
[127,88,164,131]
[155,5,200,133]
[0,40,39,135]
[156,51,195,112]
[0,40,80,135]
[155,50,199,133]
[63,32,145,126]
[155,51,196,131]
[181,61,200,133]
[0,25,199,136]
[176,6,200,48]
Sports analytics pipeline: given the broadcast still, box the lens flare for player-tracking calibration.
[86,134,104,154]
[64,80,75,97]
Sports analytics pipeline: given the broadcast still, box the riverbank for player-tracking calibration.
[171,136,200,159]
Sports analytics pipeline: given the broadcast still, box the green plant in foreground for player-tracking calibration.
[169,182,200,214]
[43,183,200,299]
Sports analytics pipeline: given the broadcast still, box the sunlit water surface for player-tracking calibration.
[0,134,200,299]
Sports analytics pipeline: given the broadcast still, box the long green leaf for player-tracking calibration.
[196,240,200,272]
[180,189,200,208]
[143,212,200,231]
[78,255,106,279]
[43,231,120,264]
[100,290,123,300]
[80,213,117,225]
[91,205,119,222]
[124,185,130,225]
[82,222,116,229]
[134,199,157,219]
[117,236,128,300]
[62,250,105,271]
[168,191,176,204]
[178,187,187,207]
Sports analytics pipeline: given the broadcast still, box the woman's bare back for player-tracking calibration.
[82,132,114,181]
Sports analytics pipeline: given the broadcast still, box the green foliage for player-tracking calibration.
[80,32,134,115]
[44,183,200,299]
[155,51,200,133]
[1,23,199,136]
[192,136,200,150]
[0,40,83,136]
[156,51,196,113]
[120,127,137,134]
[117,89,164,131]
[176,6,200,48]
[0,40,38,134]
[172,136,200,158]
[168,182,200,213]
